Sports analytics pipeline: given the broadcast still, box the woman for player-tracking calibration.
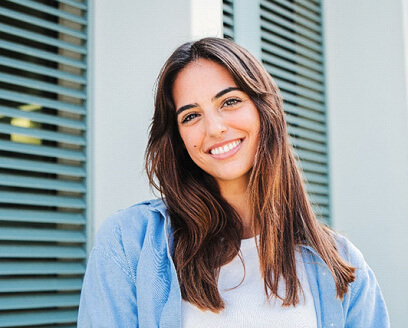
[78,38,389,327]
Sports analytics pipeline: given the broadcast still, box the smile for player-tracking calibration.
[210,139,242,155]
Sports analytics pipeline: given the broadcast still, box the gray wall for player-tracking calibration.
[324,0,408,325]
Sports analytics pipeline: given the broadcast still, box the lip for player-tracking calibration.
[207,138,243,159]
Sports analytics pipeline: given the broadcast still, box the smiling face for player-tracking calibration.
[172,58,260,190]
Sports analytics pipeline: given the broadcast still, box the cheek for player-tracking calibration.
[179,128,203,154]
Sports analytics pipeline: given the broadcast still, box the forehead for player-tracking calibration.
[172,59,237,105]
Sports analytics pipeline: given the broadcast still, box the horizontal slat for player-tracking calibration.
[284,103,325,123]
[0,123,86,145]
[297,160,328,174]
[0,244,86,258]
[0,293,80,311]
[0,191,86,208]
[291,137,326,153]
[0,7,86,39]
[0,72,86,99]
[287,125,326,143]
[292,0,320,14]
[265,64,324,95]
[0,156,86,176]
[272,0,321,21]
[1,123,84,145]
[57,0,87,10]
[0,105,86,130]
[261,30,322,63]
[295,148,327,164]
[0,309,78,327]
[261,0,321,33]
[0,40,86,69]
[281,90,324,113]
[223,2,233,15]
[274,76,324,102]
[0,227,86,242]
[0,277,82,293]
[261,13,321,50]
[0,261,85,275]
[0,173,85,192]
[285,113,326,133]
[0,23,86,54]
[309,194,329,206]
[262,41,322,72]
[0,55,86,84]
[312,204,329,217]
[223,14,234,27]
[224,28,234,39]
[8,0,87,25]
[305,183,328,195]
[262,51,323,83]
[0,209,85,224]
[0,140,86,161]
[301,171,328,185]
[0,90,86,115]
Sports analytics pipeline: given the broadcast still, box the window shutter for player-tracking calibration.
[0,0,88,326]
[223,0,234,39]
[224,0,330,223]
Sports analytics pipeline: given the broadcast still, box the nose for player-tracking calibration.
[204,111,227,138]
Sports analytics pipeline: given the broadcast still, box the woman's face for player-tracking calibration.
[172,58,260,188]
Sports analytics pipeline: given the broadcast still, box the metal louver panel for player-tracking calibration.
[224,0,330,223]
[223,0,234,39]
[0,0,88,326]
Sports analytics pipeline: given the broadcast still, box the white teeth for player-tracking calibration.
[210,139,241,155]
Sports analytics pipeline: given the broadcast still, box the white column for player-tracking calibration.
[91,0,223,239]
[191,0,223,39]
[323,0,408,325]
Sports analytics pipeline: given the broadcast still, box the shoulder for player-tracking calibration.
[332,233,365,269]
[332,235,390,325]
[96,198,167,239]
[301,232,389,326]
[300,231,365,269]
[333,233,388,314]
[91,199,169,267]
[300,231,371,296]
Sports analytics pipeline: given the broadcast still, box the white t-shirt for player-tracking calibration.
[181,237,317,328]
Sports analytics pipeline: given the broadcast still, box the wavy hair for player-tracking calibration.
[145,37,355,312]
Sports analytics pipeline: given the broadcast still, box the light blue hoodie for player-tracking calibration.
[78,199,390,327]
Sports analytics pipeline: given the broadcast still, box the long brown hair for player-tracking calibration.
[145,37,355,312]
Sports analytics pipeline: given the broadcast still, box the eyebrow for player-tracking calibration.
[212,87,241,102]
[175,87,241,116]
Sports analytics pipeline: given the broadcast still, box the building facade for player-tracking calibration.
[0,0,407,326]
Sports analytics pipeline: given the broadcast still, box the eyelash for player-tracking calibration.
[223,97,241,107]
[181,113,199,124]
[180,97,242,124]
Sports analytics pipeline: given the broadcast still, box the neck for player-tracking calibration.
[217,177,255,239]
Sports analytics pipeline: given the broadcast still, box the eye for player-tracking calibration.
[181,113,199,124]
[223,97,241,107]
